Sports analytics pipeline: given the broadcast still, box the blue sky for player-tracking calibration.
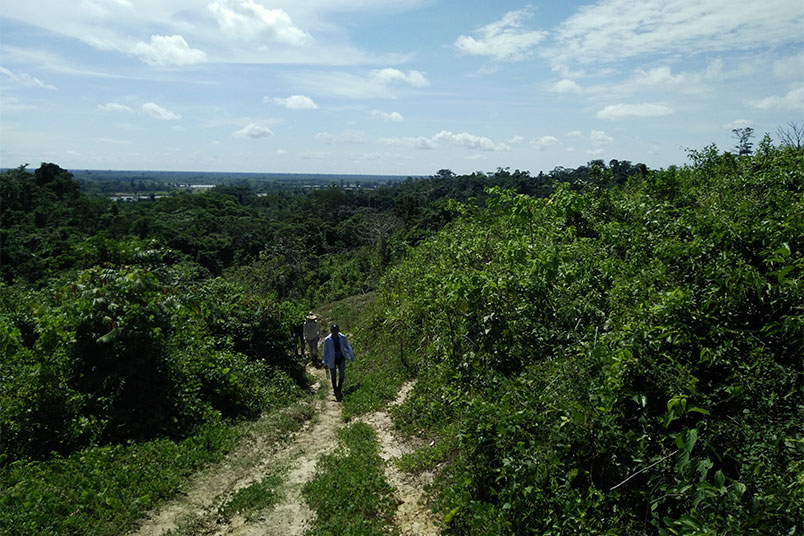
[1,0,802,175]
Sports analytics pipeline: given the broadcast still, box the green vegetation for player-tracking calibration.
[303,422,399,535]
[2,136,801,534]
[217,473,284,522]
[373,139,803,534]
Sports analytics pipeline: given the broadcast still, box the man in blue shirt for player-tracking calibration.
[322,324,354,401]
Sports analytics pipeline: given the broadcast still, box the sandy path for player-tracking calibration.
[129,365,340,536]
[129,368,440,536]
[357,380,441,536]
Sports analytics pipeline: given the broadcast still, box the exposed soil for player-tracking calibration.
[128,366,438,536]
[357,380,441,536]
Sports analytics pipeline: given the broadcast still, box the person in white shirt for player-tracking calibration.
[303,313,320,364]
[321,324,354,401]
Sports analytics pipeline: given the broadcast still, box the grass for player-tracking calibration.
[217,472,284,522]
[0,398,315,536]
[395,421,460,474]
[302,422,399,535]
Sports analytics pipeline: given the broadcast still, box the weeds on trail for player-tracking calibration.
[218,473,284,522]
[303,422,399,535]
[341,351,409,421]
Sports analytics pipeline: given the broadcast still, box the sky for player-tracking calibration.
[1,0,803,176]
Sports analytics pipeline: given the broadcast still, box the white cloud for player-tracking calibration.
[382,130,508,151]
[566,130,584,138]
[551,79,582,94]
[596,103,672,120]
[131,35,205,66]
[314,130,365,144]
[143,102,181,120]
[434,130,509,151]
[288,68,429,99]
[589,130,613,147]
[98,102,133,112]
[552,0,804,64]
[370,68,429,87]
[633,66,686,87]
[271,95,318,109]
[233,123,274,138]
[371,110,404,122]
[0,66,56,89]
[530,136,561,151]
[208,0,312,46]
[505,135,525,144]
[748,86,804,111]
[455,8,547,61]
[723,119,754,130]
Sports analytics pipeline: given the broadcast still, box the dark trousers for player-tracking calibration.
[330,357,345,393]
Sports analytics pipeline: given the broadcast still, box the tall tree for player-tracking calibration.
[732,127,754,156]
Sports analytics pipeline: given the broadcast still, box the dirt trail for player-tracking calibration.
[130,367,439,536]
[357,380,441,536]
[130,365,340,536]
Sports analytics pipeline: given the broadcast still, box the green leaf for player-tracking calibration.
[714,470,725,489]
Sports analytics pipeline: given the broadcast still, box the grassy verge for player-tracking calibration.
[0,398,315,536]
[302,422,398,535]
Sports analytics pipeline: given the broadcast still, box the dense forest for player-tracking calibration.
[1,138,801,535]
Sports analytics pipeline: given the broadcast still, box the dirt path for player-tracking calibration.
[130,365,341,536]
[357,380,441,536]
[129,368,439,536]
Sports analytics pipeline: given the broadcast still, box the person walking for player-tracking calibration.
[322,324,354,401]
[291,321,305,357]
[303,312,320,365]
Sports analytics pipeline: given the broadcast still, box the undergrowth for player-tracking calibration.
[0,398,314,536]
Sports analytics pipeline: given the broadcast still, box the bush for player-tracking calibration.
[1,265,303,463]
[380,142,804,534]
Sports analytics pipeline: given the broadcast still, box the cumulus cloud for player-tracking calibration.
[455,8,547,61]
[233,123,274,138]
[433,130,509,151]
[551,79,583,94]
[552,0,804,64]
[131,35,205,66]
[530,136,561,150]
[724,119,754,130]
[589,130,613,147]
[0,66,56,89]
[748,86,804,110]
[271,95,318,109]
[596,103,672,120]
[382,130,509,151]
[98,102,133,112]
[370,68,429,87]
[506,135,525,144]
[208,0,312,46]
[371,110,404,122]
[142,102,181,120]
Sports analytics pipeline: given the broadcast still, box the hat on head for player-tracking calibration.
[330,324,339,331]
